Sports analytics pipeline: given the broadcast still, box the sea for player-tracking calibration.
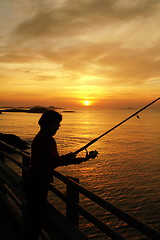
[0,107,160,239]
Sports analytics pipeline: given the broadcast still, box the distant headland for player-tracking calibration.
[0,106,65,113]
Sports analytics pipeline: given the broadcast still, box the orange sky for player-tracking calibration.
[0,0,160,109]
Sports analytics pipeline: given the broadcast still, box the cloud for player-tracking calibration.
[13,0,160,40]
[34,75,58,81]
[0,0,160,100]
[0,52,37,63]
[40,40,160,86]
[2,0,160,59]
[96,44,160,82]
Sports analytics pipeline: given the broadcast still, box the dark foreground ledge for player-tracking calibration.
[0,133,29,150]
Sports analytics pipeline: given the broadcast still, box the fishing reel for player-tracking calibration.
[85,149,98,160]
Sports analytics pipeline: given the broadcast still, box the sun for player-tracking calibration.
[83,100,91,106]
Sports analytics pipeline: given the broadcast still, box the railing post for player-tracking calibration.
[66,176,79,226]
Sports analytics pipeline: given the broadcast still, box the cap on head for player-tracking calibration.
[38,110,62,128]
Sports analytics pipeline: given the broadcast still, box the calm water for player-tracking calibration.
[0,108,160,239]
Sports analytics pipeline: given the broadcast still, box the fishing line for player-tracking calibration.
[74,97,160,156]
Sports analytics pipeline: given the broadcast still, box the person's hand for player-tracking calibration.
[85,150,98,161]
[63,152,76,161]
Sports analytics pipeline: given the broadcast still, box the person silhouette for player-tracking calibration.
[23,110,90,239]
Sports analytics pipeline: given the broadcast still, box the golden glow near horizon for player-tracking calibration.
[0,0,160,109]
[83,100,91,106]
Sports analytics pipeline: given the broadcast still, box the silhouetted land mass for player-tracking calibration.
[1,106,64,113]
[0,133,29,151]
[28,106,48,113]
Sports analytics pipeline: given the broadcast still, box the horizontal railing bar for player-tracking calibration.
[49,183,126,239]
[0,160,22,183]
[1,143,160,239]
[0,140,30,160]
[2,183,22,210]
[52,170,160,239]
[0,167,27,207]
[49,182,125,239]
[77,204,126,240]
[0,150,28,170]
[49,184,66,202]
[52,169,69,183]
[64,176,160,240]
[46,202,89,240]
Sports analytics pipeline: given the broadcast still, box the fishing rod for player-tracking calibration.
[74,97,160,158]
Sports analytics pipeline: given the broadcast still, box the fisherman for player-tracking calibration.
[23,110,91,240]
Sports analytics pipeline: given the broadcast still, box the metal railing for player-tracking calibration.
[0,139,160,240]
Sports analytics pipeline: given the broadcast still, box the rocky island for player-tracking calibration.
[1,106,64,113]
